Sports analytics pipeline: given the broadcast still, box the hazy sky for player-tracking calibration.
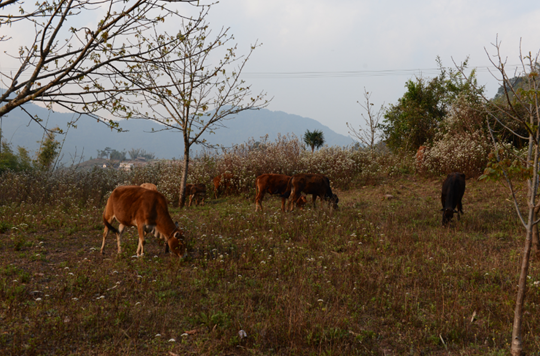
[202,0,540,136]
[1,0,540,139]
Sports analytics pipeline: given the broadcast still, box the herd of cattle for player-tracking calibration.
[100,172,466,258]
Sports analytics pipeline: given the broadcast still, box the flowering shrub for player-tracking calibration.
[0,168,129,208]
[420,95,491,178]
[205,135,413,192]
[421,130,491,178]
[0,135,415,207]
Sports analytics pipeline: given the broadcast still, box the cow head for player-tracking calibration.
[329,194,339,210]
[168,230,187,258]
[441,208,457,226]
[296,196,308,210]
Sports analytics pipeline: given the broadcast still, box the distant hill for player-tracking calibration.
[0,101,354,162]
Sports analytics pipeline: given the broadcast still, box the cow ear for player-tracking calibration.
[174,231,183,241]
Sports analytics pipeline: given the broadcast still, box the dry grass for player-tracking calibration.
[1,175,539,355]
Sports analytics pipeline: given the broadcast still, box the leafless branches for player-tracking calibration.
[347,88,383,150]
[0,0,200,129]
[124,13,268,206]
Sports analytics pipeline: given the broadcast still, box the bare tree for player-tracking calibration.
[459,39,540,356]
[347,88,384,151]
[0,0,200,131]
[125,13,268,207]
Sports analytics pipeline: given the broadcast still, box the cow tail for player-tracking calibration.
[103,218,119,234]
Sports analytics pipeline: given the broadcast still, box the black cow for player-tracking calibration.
[441,172,466,226]
[287,173,339,211]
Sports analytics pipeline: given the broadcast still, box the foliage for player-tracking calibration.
[419,95,491,178]
[97,147,128,161]
[35,130,61,171]
[490,68,540,149]
[303,129,325,153]
[479,144,530,182]
[380,58,483,153]
[0,142,33,173]
[0,135,415,208]
[109,149,126,161]
[127,148,155,160]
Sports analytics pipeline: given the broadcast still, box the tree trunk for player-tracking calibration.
[533,204,540,259]
[511,221,533,355]
[178,146,190,208]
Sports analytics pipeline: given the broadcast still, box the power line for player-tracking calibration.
[0,64,524,80]
[242,65,523,79]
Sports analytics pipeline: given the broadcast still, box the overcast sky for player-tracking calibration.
[201,0,540,137]
[2,0,540,140]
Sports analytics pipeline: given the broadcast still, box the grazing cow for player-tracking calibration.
[185,183,207,207]
[102,186,186,257]
[213,173,235,198]
[255,173,308,212]
[287,174,339,211]
[140,182,157,191]
[441,172,466,226]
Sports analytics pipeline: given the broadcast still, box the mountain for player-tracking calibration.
[0,101,354,161]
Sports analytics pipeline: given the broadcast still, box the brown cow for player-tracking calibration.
[255,173,307,212]
[140,182,157,191]
[185,183,207,207]
[287,174,339,211]
[213,173,235,198]
[102,186,186,257]
[296,195,308,210]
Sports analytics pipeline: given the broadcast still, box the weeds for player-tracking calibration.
[0,152,537,354]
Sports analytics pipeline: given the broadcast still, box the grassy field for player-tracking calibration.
[1,175,539,355]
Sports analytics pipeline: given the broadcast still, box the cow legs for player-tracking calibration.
[288,188,299,212]
[281,197,287,212]
[101,219,126,254]
[188,194,194,207]
[255,190,265,211]
[312,195,317,209]
[101,225,111,254]
[136,225,146,257]
[116,224,126,253]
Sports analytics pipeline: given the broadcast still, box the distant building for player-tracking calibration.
[119,162,134,171]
